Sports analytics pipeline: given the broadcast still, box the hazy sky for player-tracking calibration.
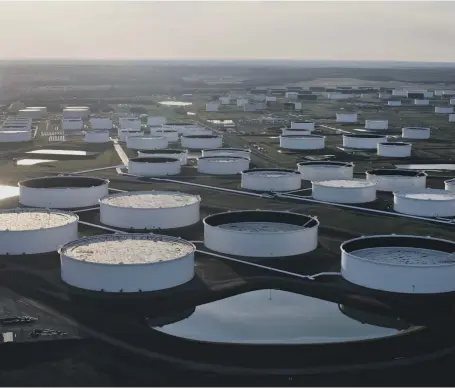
[1,1,454,62]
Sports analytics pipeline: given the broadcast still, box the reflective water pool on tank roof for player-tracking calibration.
[27,149,90,156]
[159,101,192,107]
[16,159,57,166]
[150,289,410,344]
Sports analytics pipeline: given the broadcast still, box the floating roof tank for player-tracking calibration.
[312,179,377,203]
[201,148,251,159]
[402,127,430,140]
[128,156,181,177]
[84,130,110,143]
[377,142,412,157]
[99,191,201,230]
[341,235,455,294]
[118,130,144,142]
[280,135,325,150]
[387,101,402,107]
[393,189,455,217]
[126,136,169,150]
[203,210,319,257]
[342,133,388,149]
[149,129,179,142]
[197,156,250,175]
[60,234,196,293]
[435,106,454,114]
[0,131,32,142]
[336,113,358,123]
[241,168,301,192]
[290,121,315,131]
[137,149,188,165]
[90,117,112,130]
[365,120,388,130]
[19,176,109,209]
[366,169,426,192]
[297,161,354,181]
[181,135,223,150]
[414,99,429,106]
[445,178,455,192]
[449,114,455,123]
[281,128,312,136]
[0,208,78,255]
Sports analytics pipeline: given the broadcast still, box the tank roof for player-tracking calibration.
[394,189,455,201]
[314,179,376,188]
[0,208,78,231]
[100,191,200,209]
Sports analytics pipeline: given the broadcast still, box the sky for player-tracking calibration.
[0,1,454,62]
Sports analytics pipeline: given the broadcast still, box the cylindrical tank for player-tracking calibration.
[90,117,113,130]
[149,129,179,142]
[435,106,454,114]
[137,149,188,165]
[297,161,354,181]
[290,121,315,131]
[414,99,429,106]
[128,157,181,177]
[126,136,169,150]
[312,179,377,204]
[393,189,455,217]
[201,148,251,159]
[445,178,455,192]
[99,191,201,230]
[18,109,42,119]
[341,235,455,294]
[365,120,388,130]
[336,113,358,123]
[402,127,430,139]
[0,130,32,142]
[377,142,412,157]
[281,128,312,136]
[84,130,110,143]
[19,176,109,209]
[197,156,250,175]
[450,99,455,105]
[181,135,223,150]
[280,135,325,150]
[118,130,144,142]
[60,234,196,293]
[203,210,319,257]
[449,114,455,123]
[343,133,388,149]
[241,168,301,192]
[387,101,401,106]
[366,169,426,192]
[0,208,78,255]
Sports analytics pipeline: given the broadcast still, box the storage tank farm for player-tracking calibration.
[60,234,196,293]
[0,208,78,255]
[365,169,427,192]
[203,210,319,258]
[99,191,201,230]
[18,176,110,209]
[197,156,250,175]
[377,142,412,157]
[241,169,302,192]
[341,235,455,294]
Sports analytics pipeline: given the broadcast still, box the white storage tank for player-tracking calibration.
[290,121,315,131]
[312,179,377,204]
[197,156,250,175]
[126,136,169,150]
[378,93,392,100]
[119,117,141,130]
[148,116,167,126]
[341,235,455,294]
[402,127,430,140]
[90,117,113,130]
[450,99,455,105]
[63,107,90,119]
[392,89,408,97]
[342,133,388,149]
[60,234,196,293]
[336,113,358,123]
[280,134,325,150]
[387,100,402,106]
[449,114,455,123]
[297,161,354,181]
[0,208,78,255]
[185,128,213,136]
[424,91,434,98]
[18,108,42,119]
[328,93,350,100]
[377,142,412,157]
[118,129,144,142]
[62,118,83,131]
[19,176,110,209]
[393,189,455,217]
[128,156,181,177]
[281,128,312,136]
[435,106,454,114]
[445,178,455,192]
[206,103,220,112]
[201,148,251,159]
[84,130,110,143]
[241,168,301,192]
[365,120,388,130]
[203,210,319,258]
[181,135,223,150]
[414,99,429,106]
[99,191,201,230]
[0,130,32,142]
[366,169,426,192]
[27,106,47,116]
[149,129,179,142]
[137,149,188,165]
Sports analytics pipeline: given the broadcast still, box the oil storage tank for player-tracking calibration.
[99,191,200,230]
[280,135,325,150]
[126,136,169,150]
[19,176,109,209]
[0,131,32,142]
[393,189,455,217]
[60,234,196,293]
[290,121,315,131]
[312,179,377,204]
[181,135,223,150]
[203,210,319,257]
[402,127,430,139]
[128,156,181,177]
[0,208,78,255]
[241,168,301,192]
[365,120,388,130]
[201,148,251,159]
[297,161,354,181]
[435,106,454,114]
[342,133,388,149]
[336,113,358,123]
[84,130,110,143]
[377,142,412,157]
[197,156,249,175]
[366,169,426,192]
[137,149,188,165]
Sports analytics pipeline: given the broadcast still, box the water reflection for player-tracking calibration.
[0,185,19,200]
[16,159,57,166]
[27,149,89,156]
[159,101,192,107]
[151,289,407,344]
